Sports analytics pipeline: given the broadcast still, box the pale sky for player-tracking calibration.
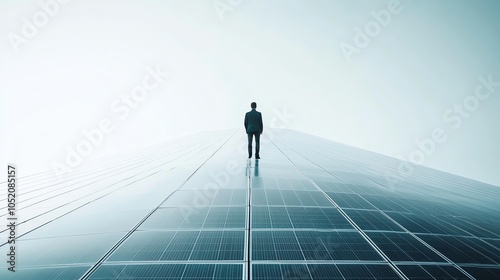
[1,0,499,186]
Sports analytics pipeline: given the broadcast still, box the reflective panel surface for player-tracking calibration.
[1,129,499,279]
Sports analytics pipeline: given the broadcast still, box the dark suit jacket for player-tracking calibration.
[244,109,263,134]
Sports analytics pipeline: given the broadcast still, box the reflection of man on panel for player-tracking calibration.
[244,102,263,159]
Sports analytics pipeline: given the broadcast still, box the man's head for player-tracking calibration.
[251,102,257,109]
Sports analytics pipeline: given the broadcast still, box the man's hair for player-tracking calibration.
[251,102,257,108]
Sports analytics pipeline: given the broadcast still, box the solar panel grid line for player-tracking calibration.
[462,267,500,280]
[396,264,473,280]
[0,168,49,184]
[223,207,237,229]
[418,235,500,266]
[265,135,410,280]
[0,140,211,229]
[460,263,500,269]
[284,133,490,225]
[273,139,404,256]
[0,148,143,192]
[140,232,171,261]
[456,216,500,239]
[0,136,201,197]
[378,210,477,279]
[287,131,500,204]
[0,266,92,280]
[287,229,309,261]
[247,159,251,280]
[251,228,359,233]
[79,130,238,280]
[250,260,389,265]
[252,263,404,279]
[0,169,164,248]
[290,133,458,179]
[66,130,211,170]
[104,260,246,265]
[403,170,499,208]
[187,231,209,260]
[360,195,411,213]
[281,263,314,279]
[444,236,500,265]
[4,129,498,279]
[431,214,492,239]
[258,131,496,278]
[392,261,460,266]
[113,231,161,260]
[382,212,438,233]
[366,232,450,263]
[406,231,478,240]
[284,145,440,276]
[44,136,197,182]
[483,239,500,252]
[202,207,221,229]
[1,160,161,215]
[253,204,342,209]
[0,155,159,210]
[342,209,406,232]
[0,158,119,198]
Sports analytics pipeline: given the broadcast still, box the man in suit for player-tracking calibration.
[244,102,263,159]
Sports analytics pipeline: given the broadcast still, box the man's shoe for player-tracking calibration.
[256,155,260,159]
[248,155,252,159]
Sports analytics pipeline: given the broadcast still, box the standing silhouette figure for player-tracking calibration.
[244,102,263,159]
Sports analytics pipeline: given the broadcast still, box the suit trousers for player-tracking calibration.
[247,132,260,157]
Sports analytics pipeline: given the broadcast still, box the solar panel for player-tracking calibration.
[4,129,499,279]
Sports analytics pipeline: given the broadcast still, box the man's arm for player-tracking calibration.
[244,113,248,131]
[259,113,263,134]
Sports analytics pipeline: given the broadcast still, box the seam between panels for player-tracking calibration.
[79,130,239,280]
[333,185,477,280]
[379,211,476,280]
[266,135,410,280]
[6,142,195,203]
[271,132,477,280]
[247,159,251,280]
[0,169,162,247]
[0,143,199,239]
[258,135,315,279]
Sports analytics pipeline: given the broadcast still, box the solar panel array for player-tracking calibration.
[0,129,499,279]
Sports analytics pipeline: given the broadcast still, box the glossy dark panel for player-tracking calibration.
[463,266,500,280]
[367,232,445,262]
[343,209,403,231]
[397,265,470,280]
[90,264,242,279]
[6,129,499,279]
[252,230,381,261]
[326,192,377,209]
[419,235,500,264]
[108,231,244,261]
[0,266,90,280]
[252,206,353,229]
